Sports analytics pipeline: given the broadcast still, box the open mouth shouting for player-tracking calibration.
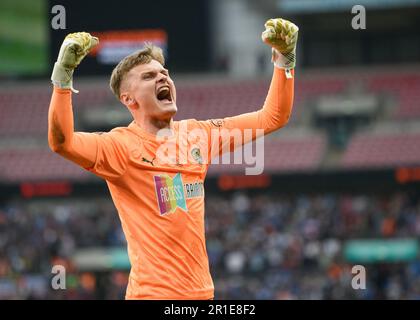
[156,85,173,104]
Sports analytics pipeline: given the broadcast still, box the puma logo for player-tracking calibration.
[142,157,155,166]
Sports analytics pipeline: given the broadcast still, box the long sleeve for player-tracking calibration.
[223,67,294,134]
[48,87,128,180]
[194,67,294,159]
[48,87,98,168]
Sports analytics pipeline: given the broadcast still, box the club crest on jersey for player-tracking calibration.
[191,147,203,164]
[154,173,187,215]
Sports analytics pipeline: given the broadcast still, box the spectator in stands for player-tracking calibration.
[1,191,419,299]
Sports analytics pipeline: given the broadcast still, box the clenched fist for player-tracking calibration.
[51,32,99,92]
[262,18,298,70]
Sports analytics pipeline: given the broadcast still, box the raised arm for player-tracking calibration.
[48,87,100,168]
[48,33,128,180]
[197,18,299,159]
[222,64,294,135]
[48,32,100,168]
[225,18,298,133]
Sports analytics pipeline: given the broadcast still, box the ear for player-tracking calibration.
[120,93,139,110]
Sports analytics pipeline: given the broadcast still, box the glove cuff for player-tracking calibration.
[51,62,79,93]
[272,48,296,78]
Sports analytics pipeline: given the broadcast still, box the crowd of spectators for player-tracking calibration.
[0,190,419,299]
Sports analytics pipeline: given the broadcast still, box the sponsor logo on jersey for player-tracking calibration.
[153,173,204,215]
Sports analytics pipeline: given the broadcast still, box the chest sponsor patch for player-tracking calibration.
[153,173,204,215]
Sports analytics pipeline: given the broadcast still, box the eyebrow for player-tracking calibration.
[141,68,168,75]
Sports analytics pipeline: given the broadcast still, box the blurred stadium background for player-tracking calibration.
[1,0,420,299]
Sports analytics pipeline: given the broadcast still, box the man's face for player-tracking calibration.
[124,59,177,121]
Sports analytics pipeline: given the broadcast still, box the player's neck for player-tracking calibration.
[134,118,173,136]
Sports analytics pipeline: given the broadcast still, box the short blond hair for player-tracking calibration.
[109,44,165,99]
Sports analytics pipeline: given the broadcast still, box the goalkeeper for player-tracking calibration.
[48,18,298,299]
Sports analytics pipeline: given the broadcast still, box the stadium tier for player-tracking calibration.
[207,134,326,176]
[0,149,90,182]
[342,132,420,169]
[0,134,326,182]
[2,69,419,137]
[367,73,420,119]
[1,68,420,181]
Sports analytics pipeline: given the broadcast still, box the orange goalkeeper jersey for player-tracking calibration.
[48,68,294,299]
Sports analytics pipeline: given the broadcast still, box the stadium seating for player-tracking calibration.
[2,70,419,136]
[0,149,90,182]
[0,133,326,181]
[0,73,351,136]
[367,73,420,119]
[1,68,420,181]
[208,133,327,175]
[342,132,420,168]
